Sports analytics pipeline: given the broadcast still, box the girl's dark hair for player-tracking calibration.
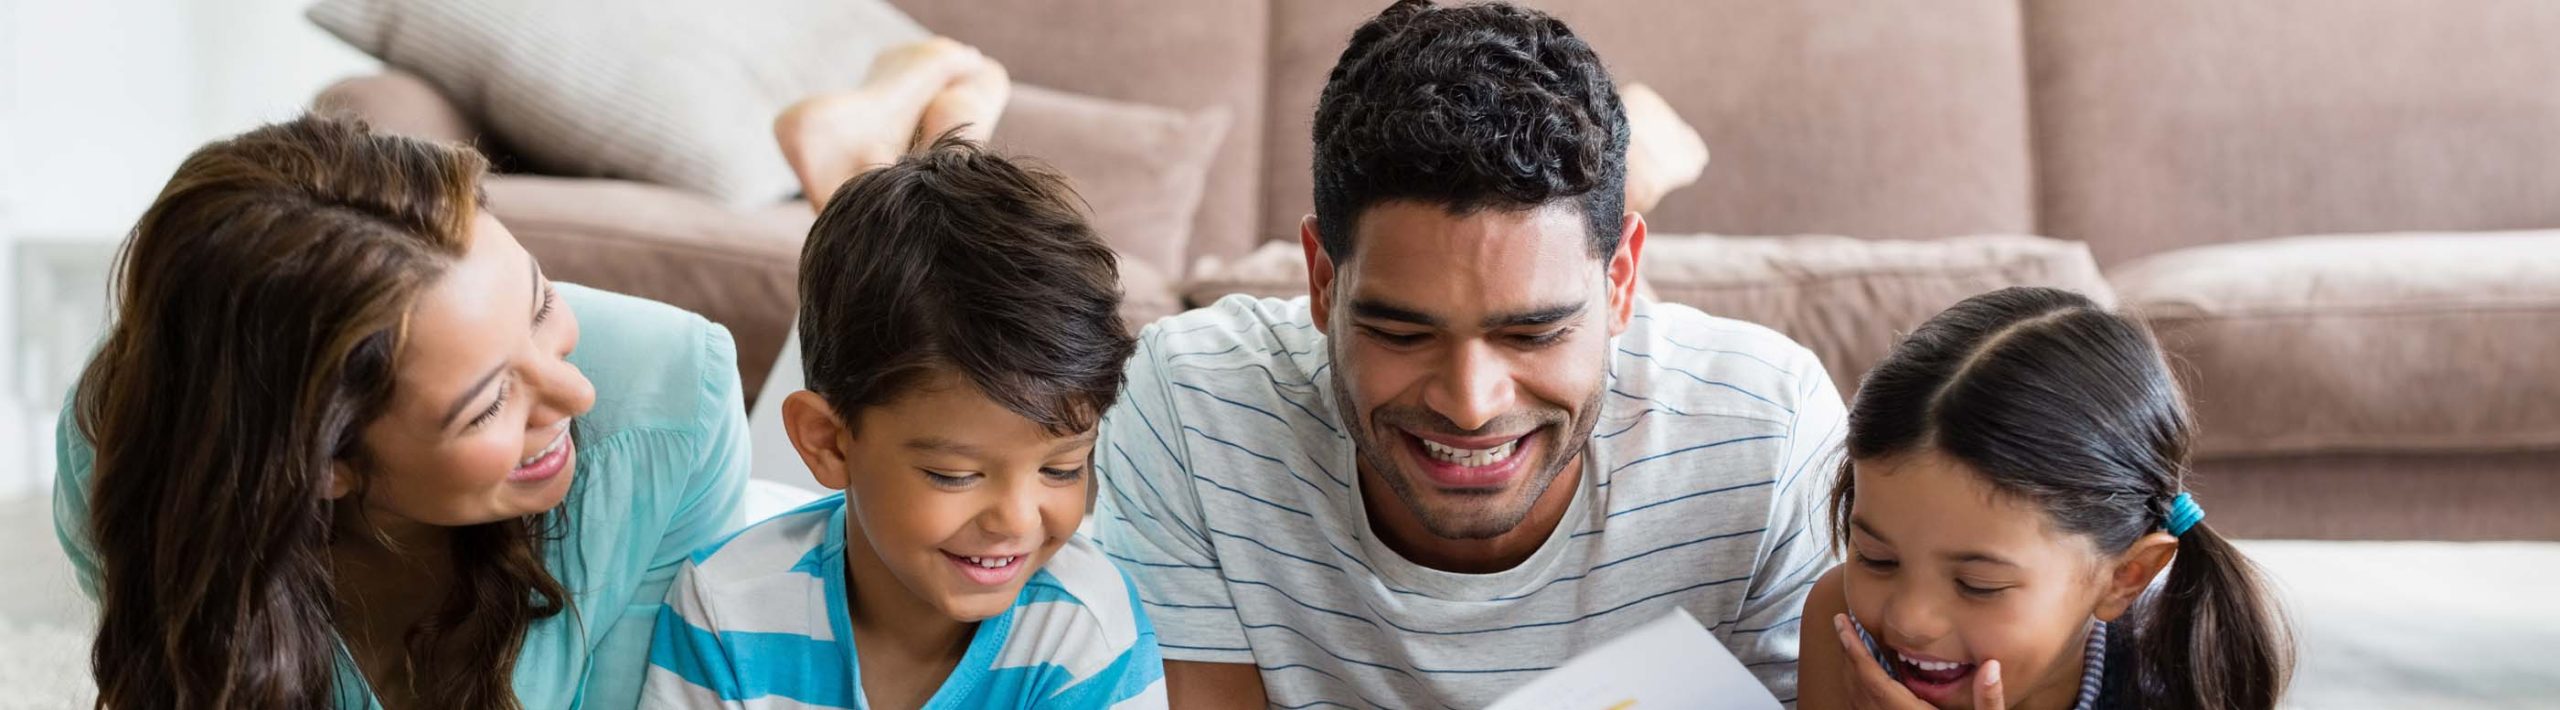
[75,114,569,709]
[1826,286,2292,710]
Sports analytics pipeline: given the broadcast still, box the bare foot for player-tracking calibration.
[775,37,983,210]
[917,52,1011,147]
[1619,82,1708,215]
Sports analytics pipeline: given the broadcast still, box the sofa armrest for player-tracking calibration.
[312,70,482,146]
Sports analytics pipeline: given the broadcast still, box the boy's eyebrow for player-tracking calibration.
[903,436,982,456]
[1049,431,1100,454]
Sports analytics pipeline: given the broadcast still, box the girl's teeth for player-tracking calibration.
[964,556,1016,569]
[1420,438,1521,467]
[1896,651,1965,672]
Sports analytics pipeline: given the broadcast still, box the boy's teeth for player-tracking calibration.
[1896,651,1965,672]
[964,555,1016,569]
[1420,438,1521,467]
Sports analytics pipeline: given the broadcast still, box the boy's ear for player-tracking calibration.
[782,391,855,491]
[2094,532,2179,622]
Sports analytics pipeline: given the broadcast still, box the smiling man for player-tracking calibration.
[1092,1,1844,707]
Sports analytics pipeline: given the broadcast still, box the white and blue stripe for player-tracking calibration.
[642,497,1168,709]
[1094,295,1846,708]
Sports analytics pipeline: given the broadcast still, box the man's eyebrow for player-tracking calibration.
[1349,299,1441,328]
[1483,302,1584,329]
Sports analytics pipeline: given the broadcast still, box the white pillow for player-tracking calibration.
[307,0,927,205]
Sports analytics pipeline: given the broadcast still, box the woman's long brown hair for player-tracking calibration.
[75,115,569,709]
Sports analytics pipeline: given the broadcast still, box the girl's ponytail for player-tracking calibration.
[2135,518,2293,710]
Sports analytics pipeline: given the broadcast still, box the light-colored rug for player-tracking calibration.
[1,489,2552,708]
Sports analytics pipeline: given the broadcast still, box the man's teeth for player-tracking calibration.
[963,555,1017,569]
[1420,438,1521,467]
[1896,651,1966,673]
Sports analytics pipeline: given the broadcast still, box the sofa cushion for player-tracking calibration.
[995,85,1229,278]
[307,0,927,205]
[1264,0,2037,252]
[890,0,1272,270]
[2111,231,2560,459]
[2027,0,2560,265]
[483,87,1210,405]
[1643,234,2114,398]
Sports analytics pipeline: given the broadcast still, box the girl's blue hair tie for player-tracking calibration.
[2165,492,2205,537]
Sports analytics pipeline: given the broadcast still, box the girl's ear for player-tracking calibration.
[2095,532,2179,622]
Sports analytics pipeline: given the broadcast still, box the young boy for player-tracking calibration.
[642,137,1164,709]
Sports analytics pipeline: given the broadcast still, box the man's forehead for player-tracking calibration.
[1342,201,1603,318]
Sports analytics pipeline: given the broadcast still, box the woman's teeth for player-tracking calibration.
[1421,438,1520,467]
[963,555,1017,569]
[518,429,568,468]
[1897,650,1966,673]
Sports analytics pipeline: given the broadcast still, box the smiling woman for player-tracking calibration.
[52,115,750,710]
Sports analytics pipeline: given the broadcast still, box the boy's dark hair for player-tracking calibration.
[798,135,1135,435]
[1310,0,1628,263]
[1828,287,2294,710]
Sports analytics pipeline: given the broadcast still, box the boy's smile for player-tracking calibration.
[784,370,1094,625]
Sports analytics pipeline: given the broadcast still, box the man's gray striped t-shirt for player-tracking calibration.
[1094,295,1845,709]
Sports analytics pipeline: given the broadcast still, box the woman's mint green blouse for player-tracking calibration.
[53,283,749,709]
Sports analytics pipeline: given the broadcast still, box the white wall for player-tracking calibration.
[1,0,378,496]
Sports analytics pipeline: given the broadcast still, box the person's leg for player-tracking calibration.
[1619,82,1708,216]
[774,38,982,211]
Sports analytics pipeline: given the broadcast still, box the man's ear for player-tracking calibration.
[2095,532,2179,622]
[1300,214,1338,336]
[1606,212,1648,337]
[782,390,856,491]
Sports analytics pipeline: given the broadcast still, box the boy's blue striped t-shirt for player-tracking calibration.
[642,496,1168,709]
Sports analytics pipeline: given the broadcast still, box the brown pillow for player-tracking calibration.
[995,85,1229,279]
[1643,234,2115,398]
[1181,239,1312,307]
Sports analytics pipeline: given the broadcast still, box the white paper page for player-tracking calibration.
[1485,608,1782,710]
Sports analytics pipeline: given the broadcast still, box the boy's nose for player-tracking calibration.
[977,489,1043,538]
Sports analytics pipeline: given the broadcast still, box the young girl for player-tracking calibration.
[1798,287,2292,710]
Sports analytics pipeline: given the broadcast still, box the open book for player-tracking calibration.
[1485,608,1784,710]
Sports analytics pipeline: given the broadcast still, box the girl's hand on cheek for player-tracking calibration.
[1832,614,2006,710]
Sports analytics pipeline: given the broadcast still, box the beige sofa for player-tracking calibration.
[313,0,2560,541]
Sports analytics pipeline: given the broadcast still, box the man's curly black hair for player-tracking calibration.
[1311,0,1628,262]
